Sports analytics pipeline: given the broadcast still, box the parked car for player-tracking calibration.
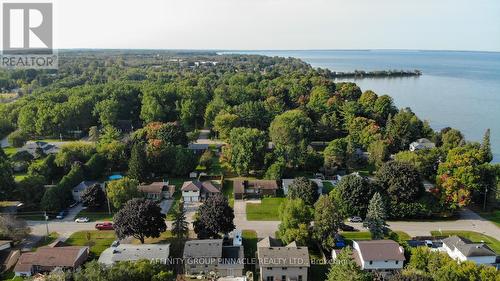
[348,216,363,223]
[75,217,90,223]
[56,210,67,219]
[95,222,114,230]
[340,223,356,232]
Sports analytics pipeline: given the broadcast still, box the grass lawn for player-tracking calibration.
[14,173,28,182]
[131,230,174,244]
[0,271,23,281]
[223,180,234,208]
[340,231,411,245]
[3,147,18,157]
[478,210,500,227]
[246,197,286,221]
[430,230,500,253]
[166,178,188,220]
[66,230,116,257]
[322,181,334,194]
[34,232,59,249]
[75,209,114,222]
[356,163,376,177]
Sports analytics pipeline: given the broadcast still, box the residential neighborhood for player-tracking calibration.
[0,51,499,281]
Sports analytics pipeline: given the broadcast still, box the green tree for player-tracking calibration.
[213,112,240,140]
[278,198,312,245]
[385,108,427,152]
[264,158,286,180]
[128,142,148,182]
[364,192,386,239]
[15,175,45,208]
[440,128,464,151]
[114,198,167,244]
[313,195,344,250]
[193,194,235,239]
[54,142,96,170]
[0,157,15,200]
[171,202,189,240]
[368,140,389,168]
[106,177,142,209]
[269,109,313,167]
[324,138,348,169]
[172,147,198,176]
[93,99,120,127]
[227,127,267,175]
[287,177,319,205]
[327,247,371,281]
[377,161,423,203]
[480,128,493,163]
[336,175,374,217]
[80,184,106,209]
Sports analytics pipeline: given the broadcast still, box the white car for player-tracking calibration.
[348,216,363,223]
[75,217,90,223]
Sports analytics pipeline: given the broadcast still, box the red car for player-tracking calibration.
[95,222,114,230]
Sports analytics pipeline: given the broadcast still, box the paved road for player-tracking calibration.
[27,207,500,243]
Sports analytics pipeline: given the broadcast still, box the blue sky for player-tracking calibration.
[53,0,500,51]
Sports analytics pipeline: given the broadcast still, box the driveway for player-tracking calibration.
[160,200,173,215]
[61,203,85,222]
[183,202,201,223]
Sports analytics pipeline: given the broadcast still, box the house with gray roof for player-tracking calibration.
[442,235,497,264]
[183,239,244,278]
[98,244,170,265]
[346,240,405,271]
[257,237,310,281]
[181,180,220,202]
[72,181,102,202]
[409,138,435,151]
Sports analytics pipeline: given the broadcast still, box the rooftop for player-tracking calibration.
[354,240,405,261]
[443,236,496,257]
[98,244,170,265]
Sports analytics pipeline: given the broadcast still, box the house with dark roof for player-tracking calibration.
[442,235,497,264]
[333,240,405,271]
[183,239,244,277]
[14,244,88,277]
[181,180,220,202]
[72,181,102,202]
[138,181,175,201]
[257,237,310,281]
[233,180,279,199]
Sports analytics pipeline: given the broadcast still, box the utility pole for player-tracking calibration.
[44,211,49,239]
[105,182,112,215]
[483,186,488,211]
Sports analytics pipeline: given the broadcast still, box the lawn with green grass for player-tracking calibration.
[75,209,114,222]
[66,230,116,257]
[322,181,334,194]
[14,173,28,182]
[246,197,286,221]
[340,231,411,245]
[430,230,500,253]
[3,147,18,157]
[479,210,500,227]
[131,230,174,244]
[242,230,258,272]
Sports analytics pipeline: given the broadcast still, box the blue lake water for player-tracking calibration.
[223,50,500,162]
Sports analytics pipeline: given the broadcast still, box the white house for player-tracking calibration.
[333,240,405,271]
[409,138,435,151]
[72,181,102,202]
[98,244,170,265]
[441,236,497,265]
[181,180,220,202]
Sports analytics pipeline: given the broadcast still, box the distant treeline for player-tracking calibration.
[330,69,422,78]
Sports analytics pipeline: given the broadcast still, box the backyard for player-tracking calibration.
[166,178,189,220]
[246,197,286,221]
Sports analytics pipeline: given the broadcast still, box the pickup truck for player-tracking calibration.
[95,222,114,230]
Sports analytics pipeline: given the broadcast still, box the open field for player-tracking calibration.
[246,197,286,221]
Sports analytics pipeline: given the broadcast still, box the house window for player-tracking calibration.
[267,267,273,270]
[282,267,287,270]
[369,261,373,265]
[298,276,303,281]
[395,261,399,265]
[267,277,274,281]
[281,275,286,281]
